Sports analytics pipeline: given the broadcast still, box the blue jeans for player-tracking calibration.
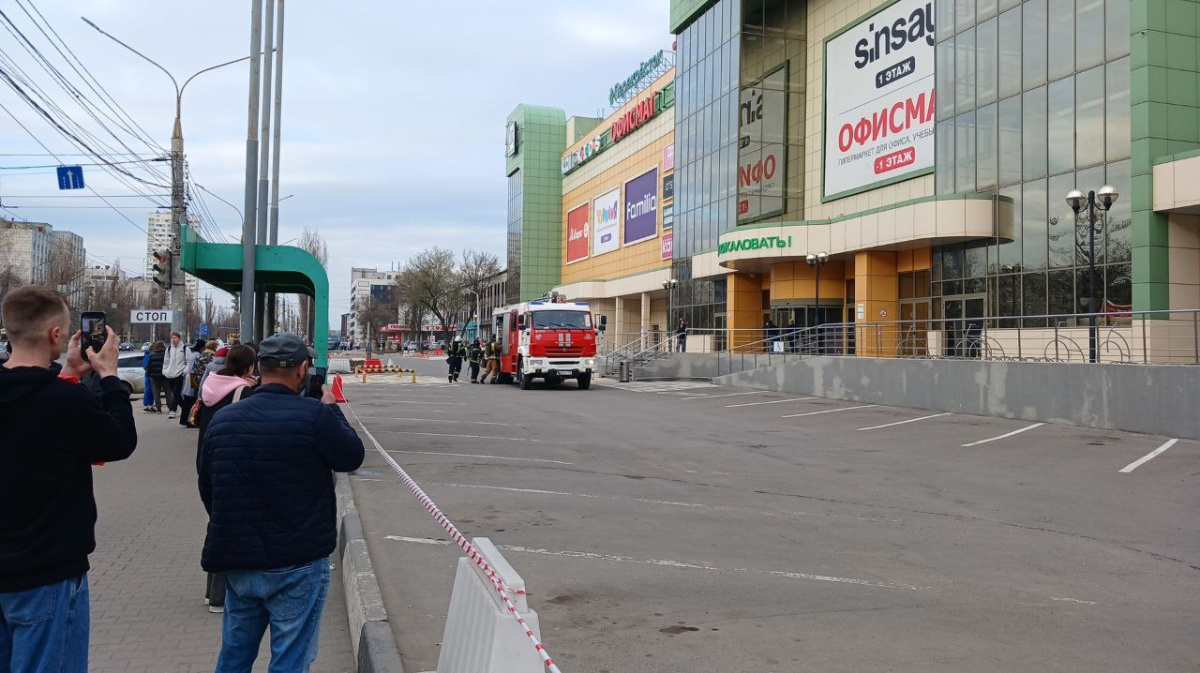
[0,574,89,673]
[215,559,330,673]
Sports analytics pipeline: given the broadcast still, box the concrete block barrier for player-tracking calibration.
[335,473,405,673]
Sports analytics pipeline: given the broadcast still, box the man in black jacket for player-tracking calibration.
[0,285,137,673]
[199,333,364,671]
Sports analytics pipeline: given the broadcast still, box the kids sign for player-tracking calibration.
[823,0,936,200]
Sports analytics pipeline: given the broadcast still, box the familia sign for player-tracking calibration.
[562,82,676,175]
[823,0,936,200]
[624,168,658,245]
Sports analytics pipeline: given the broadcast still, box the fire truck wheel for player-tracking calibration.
[517,359,530,390]
[577,373,592,390]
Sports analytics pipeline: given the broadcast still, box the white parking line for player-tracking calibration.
[679,391,765,400]
[357,416,512,426]
[1119,439,1179,473]
[383,449,571,465]
[725,397,815,408]
[377,430,541,443]
[960,422,1045,447]
[782,404,877,418]
[858,412,952,431]
[383,536,926,591]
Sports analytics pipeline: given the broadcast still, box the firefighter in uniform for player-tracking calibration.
[467,338,483,383]
[483,337,501,384]
[446,337,465,382]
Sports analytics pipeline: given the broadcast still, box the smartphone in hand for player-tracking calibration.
[80,311,107,361]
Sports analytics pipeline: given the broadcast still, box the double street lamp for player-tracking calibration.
[806,252,829,355]
[1065,185,1119,363]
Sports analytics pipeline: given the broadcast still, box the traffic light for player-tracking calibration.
[151,248,172,289]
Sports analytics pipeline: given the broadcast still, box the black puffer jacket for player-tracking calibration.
[146,349,165,378]
[197,383,365,571]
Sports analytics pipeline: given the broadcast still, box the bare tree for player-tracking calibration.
[354,294,398,349]
[396,247,458,327]
[297,227,329,340]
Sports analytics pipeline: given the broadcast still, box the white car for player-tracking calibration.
[116,353,147,397]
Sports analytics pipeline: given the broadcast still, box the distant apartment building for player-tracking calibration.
[0,219,54,286]
[50,230,86,308]
[144,210,199,297]
[347,267,400,345]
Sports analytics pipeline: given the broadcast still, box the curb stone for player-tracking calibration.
[336,472,406,673]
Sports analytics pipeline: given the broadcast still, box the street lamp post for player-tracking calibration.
[83,18,255,338]
[465,287,481,341]
[1066,186,1119,363]
[661,278,679,349]
[805,252,829,352]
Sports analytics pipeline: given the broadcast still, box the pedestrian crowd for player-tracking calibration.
[0,285,364,673]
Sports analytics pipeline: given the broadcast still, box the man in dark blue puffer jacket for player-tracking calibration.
[198,333,364,672]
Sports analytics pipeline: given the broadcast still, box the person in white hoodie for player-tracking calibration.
[194,344,258,613]
[162,332,189,419]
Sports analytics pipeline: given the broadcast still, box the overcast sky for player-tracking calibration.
[0,0,671,325]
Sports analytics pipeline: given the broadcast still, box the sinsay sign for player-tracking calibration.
[823,0,936,200]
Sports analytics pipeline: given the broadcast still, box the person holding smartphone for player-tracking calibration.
[0,286,138,673]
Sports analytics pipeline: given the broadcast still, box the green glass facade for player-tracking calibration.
[505,105,567,304]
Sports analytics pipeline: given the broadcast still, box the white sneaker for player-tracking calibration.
[168,412,176,419]
[208,604,223,613]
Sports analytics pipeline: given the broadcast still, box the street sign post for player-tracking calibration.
[131,309,173,324]
[56,166,85,190]
[200,324,210,338]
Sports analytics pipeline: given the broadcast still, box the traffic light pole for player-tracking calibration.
[241,0,264,344]
[169,116,185,337]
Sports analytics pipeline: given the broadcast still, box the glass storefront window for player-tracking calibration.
[977,18,998,106]
[977,103,998,190]
[937,120,955,194]
[1023,178,1049,271]
[1023,272,1048,325]
[1022,0,1047,89]
[998,184,1023,271]
[1106,57,1131,161]
[956,0,975,34]
[1048,0,1076,82]
[956,28,977,113]
[956,112,977,193]
[1076,65,1106,168]
[999,96,1022,185]
[998,7,1023,100]
[1076,0,1105,71]
[1022,86,1047,180]
[1106,0,1130,60]
[978,0,998,22]
[937,39,956,120]
[1048,270,1075,316]
[1105,159,1131,262]
[1047,172,1077,268]
[1048,77,1075,175]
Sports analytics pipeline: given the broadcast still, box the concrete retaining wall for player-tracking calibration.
[710,356,1200,439]
[335,473,406,672]
[633,352,802,379]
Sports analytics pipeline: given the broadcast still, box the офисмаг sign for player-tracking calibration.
[823,0,936,201]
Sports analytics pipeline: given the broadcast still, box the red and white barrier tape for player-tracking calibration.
[345,402,562,673]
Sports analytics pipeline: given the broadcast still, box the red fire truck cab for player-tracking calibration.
[491,296,606,390]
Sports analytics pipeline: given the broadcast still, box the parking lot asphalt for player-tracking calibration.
[341,357,1199,673]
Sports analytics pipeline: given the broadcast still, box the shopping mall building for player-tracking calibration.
[504,0,1200,358]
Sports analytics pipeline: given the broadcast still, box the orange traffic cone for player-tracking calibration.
[332,374,348,403]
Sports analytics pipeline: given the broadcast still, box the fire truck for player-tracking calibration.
[490,294,606,390]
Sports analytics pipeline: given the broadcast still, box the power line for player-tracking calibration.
[0,98,172,247]
[0,158,168,170]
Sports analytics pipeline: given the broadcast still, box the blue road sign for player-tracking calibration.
[56,166,85,190]
[200,324,210,338]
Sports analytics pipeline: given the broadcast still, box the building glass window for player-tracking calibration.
[1047,77,1075,175]
[1076,65,1106,168]
[505,169,523,305]
[1022,0,1047,89]
[998,7,1023,99]
[937,39,957,120]
[956,28,977,113]
[937,120,955,194]
[977,103,998,190]
[977,18,999,106]
[956,112,977,193]
[1105,57,1131,161]
[1048,0,1076,82]
[999,95,1022,185]
[1076,0,1105,71]
[1022,86,1047,180]
[1022,178,1048,271]
[1105,0,1130,60]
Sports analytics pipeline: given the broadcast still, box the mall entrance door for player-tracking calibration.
[942,295,985,357]
[897,299,931,356]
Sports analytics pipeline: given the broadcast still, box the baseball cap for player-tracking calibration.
[257,333,312,368]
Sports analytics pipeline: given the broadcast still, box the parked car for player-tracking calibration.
[119,341,134,351]
[116,353,146,397]
[403,341,418,352]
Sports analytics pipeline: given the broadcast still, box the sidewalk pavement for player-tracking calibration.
[87,409,355,673]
